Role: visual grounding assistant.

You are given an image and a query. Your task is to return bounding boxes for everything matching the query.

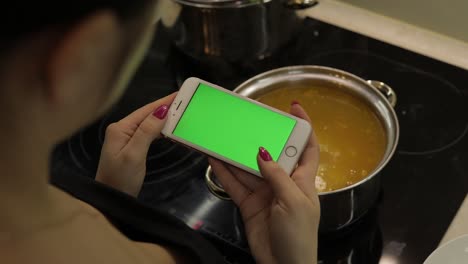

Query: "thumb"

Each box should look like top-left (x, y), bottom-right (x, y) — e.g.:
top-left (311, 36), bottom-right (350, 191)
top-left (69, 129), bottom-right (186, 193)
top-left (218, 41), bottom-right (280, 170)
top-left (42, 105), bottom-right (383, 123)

top-left (122, 104), bottom-right (169, 159)
top-left (257, 147), bottom-right (300, 206)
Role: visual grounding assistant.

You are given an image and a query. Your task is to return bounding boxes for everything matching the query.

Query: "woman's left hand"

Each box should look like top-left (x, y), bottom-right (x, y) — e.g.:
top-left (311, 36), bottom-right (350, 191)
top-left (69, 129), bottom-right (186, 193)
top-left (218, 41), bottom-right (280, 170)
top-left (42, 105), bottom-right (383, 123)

top-left (95, 93), bottom-right (177, 197)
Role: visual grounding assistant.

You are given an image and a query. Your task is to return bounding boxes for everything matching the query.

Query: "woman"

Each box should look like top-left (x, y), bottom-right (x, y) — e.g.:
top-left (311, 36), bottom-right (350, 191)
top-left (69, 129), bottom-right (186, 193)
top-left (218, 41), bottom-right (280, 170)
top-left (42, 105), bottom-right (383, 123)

top-left (0, 1), bottom-right (320, 263)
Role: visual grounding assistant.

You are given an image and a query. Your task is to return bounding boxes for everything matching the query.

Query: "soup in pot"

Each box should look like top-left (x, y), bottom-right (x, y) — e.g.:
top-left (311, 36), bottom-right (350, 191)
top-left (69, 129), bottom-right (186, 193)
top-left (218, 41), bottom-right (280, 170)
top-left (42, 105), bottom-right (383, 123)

top-left (257, 85), bottom-right (387, 192)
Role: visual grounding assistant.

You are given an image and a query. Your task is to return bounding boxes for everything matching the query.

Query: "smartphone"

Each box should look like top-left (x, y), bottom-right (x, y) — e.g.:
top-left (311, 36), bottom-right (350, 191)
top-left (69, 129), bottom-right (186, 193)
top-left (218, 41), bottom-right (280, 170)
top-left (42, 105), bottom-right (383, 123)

top-left (162, 77), bottom-right (311, 177)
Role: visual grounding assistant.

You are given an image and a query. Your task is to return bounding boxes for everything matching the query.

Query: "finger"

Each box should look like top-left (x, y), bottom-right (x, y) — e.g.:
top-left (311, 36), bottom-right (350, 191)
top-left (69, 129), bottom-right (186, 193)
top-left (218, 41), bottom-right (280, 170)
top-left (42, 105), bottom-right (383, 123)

top-left (290, 101), bottom-right (312, 122)
top-left (118, 92), bottom-right (177, 127)
top-left (224, 164), bottom-right (264, 191)
top-left (121, 99), bottom-right (173, 161)
top-left (290, 102), bottom-right (319, 167)
top-left (209, 160), bottom-right (274, 221)
top-left (208, 158), bottom-right (263, 191)
top-left (239, 185), bottom-right (274, 222)
top-left (209, 158), bottom-right (252, 206)
top-left (290, 102), bottom-right (320, 199)
top-left (102, 92), bottom-right (178, 154)
top-left (257, 147), bottom-right (300, 206)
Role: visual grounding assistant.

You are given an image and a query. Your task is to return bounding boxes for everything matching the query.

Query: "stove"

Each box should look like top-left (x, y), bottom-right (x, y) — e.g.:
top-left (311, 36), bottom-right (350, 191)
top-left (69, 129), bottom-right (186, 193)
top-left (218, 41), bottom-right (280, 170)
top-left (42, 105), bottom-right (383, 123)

top-left (51, 18), bottom-right (468, 263)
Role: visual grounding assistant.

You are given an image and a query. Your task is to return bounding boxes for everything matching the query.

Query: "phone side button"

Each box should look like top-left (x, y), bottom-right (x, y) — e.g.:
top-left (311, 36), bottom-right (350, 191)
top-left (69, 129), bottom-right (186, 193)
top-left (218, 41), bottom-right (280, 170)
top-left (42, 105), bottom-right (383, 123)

top-left (285, 146), bottom-right (297, 157)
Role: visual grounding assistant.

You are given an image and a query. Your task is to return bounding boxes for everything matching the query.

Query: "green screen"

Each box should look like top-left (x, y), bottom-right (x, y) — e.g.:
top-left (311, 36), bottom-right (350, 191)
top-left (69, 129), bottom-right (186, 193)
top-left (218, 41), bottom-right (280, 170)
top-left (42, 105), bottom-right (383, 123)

top-left (173, 83), bottom-right (296, 171)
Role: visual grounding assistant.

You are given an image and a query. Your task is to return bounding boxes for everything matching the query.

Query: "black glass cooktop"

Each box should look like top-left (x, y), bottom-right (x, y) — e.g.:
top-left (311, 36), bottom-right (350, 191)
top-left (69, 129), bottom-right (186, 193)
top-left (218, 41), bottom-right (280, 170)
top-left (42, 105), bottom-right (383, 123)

top-left (51, 17), bottom-right (468, 264)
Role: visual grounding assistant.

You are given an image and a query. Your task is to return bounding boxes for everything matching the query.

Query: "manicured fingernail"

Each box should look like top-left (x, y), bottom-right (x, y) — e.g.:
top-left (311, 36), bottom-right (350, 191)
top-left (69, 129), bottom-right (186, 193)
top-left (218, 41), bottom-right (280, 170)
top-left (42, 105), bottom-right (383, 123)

top-left (291, 100), bottom-right (300, 106)
top-left (259, 147), bottom-right (272, 161)
top-left (153, 104), bottom-right (169, 119)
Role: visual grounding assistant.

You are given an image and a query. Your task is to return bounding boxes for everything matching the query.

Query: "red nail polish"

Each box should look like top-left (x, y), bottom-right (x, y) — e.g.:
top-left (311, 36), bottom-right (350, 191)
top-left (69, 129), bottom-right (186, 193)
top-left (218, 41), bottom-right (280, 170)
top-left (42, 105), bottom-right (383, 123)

top-left (259, 147), bottom-right (272, 161)
top-left (153, 105), bottom-right (169, 119)
top-left (291, 100), bottom-right (300, 106)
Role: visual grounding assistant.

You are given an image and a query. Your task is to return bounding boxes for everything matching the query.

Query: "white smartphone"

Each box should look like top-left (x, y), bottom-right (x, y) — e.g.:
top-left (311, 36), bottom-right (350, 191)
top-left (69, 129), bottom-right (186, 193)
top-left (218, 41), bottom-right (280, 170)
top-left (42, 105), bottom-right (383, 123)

top-left (162, 77), bottom-right (311, 177)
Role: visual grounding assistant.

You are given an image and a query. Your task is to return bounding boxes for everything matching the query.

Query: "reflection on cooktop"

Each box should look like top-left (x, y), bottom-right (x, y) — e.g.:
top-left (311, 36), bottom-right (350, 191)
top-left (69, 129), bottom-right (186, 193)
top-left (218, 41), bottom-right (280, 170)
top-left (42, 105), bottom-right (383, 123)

top-left (318, 209), bottom-right (382, 263)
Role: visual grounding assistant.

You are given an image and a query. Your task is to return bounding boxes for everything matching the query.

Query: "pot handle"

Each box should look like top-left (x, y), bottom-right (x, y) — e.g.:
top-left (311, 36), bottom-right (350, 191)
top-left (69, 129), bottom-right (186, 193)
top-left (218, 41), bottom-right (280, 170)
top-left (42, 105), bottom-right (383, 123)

top-left (205, 166), bottom-right (232, 200)
top-left (284, 0), bottom-right (319, 9)
top-left (367, 80), bottom-right (397, 108)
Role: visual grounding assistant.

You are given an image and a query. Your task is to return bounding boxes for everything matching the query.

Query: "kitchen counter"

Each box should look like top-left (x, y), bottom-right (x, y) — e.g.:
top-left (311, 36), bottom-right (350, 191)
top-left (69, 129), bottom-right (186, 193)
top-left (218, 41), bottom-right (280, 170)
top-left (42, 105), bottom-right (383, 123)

top-left (300, 0), bottom-right (468, 254)
top-left (439, 195), bottom-right (468, 245)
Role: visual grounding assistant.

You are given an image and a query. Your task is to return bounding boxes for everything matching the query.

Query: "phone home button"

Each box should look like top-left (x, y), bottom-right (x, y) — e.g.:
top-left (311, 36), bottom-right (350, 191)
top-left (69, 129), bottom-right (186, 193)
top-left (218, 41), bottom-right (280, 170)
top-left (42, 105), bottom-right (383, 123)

top-left (285, 146), bottom-right (297, 157)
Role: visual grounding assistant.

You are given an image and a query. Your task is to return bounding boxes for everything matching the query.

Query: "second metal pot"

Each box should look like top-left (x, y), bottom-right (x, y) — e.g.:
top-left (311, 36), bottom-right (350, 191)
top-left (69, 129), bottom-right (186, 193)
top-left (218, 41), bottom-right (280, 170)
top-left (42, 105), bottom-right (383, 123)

top-left (161, 0), bottom-right (318, 62)
top-left (206, 65), bottom-right (399, 233)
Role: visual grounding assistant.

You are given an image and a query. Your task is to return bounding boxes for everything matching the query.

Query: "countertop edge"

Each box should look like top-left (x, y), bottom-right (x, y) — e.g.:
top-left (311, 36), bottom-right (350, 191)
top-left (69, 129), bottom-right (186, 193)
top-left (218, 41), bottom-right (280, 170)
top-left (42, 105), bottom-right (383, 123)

top-left (439, 195), bottom-right (468, 246)
top-left (298, 0), bottom-right (468, 71)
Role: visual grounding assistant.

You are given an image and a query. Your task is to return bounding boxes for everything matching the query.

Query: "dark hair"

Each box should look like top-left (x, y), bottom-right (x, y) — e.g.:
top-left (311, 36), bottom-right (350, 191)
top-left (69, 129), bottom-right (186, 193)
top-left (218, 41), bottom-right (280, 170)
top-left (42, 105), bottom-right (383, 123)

top-left (2, 1), bottom-right (151, 50)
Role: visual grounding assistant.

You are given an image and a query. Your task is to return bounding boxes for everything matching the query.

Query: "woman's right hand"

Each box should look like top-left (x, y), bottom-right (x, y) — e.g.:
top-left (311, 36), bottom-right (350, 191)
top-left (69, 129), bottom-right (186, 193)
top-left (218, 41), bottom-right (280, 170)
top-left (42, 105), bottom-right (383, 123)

top-left (209, 102), bottom-right (320, 264)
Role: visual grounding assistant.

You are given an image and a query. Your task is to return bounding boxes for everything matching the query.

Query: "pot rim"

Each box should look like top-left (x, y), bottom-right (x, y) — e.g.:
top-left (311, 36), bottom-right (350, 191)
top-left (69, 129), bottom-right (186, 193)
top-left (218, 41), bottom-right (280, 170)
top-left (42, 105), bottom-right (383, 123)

top-left (172, 0), bottom-right (272, 8)
top-left (234, 65), bottom-right (400, 196)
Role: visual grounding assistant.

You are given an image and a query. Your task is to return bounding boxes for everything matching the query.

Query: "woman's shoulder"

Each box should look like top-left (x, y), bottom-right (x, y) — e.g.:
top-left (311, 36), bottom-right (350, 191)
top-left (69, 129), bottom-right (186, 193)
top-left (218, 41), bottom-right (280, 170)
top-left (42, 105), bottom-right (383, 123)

top-left (1, 187), bottom-right (178, 264)
top-left (50, 176), bottom-right (225, 264)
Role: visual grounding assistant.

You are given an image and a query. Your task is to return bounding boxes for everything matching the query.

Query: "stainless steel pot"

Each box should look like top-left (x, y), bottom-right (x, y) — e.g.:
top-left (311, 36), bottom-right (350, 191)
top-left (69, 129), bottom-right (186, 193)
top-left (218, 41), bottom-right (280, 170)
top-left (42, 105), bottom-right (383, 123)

top-left (161, 0), bottom-right (318, 62)
top-left (205, 65), bottom-right (399, 233)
